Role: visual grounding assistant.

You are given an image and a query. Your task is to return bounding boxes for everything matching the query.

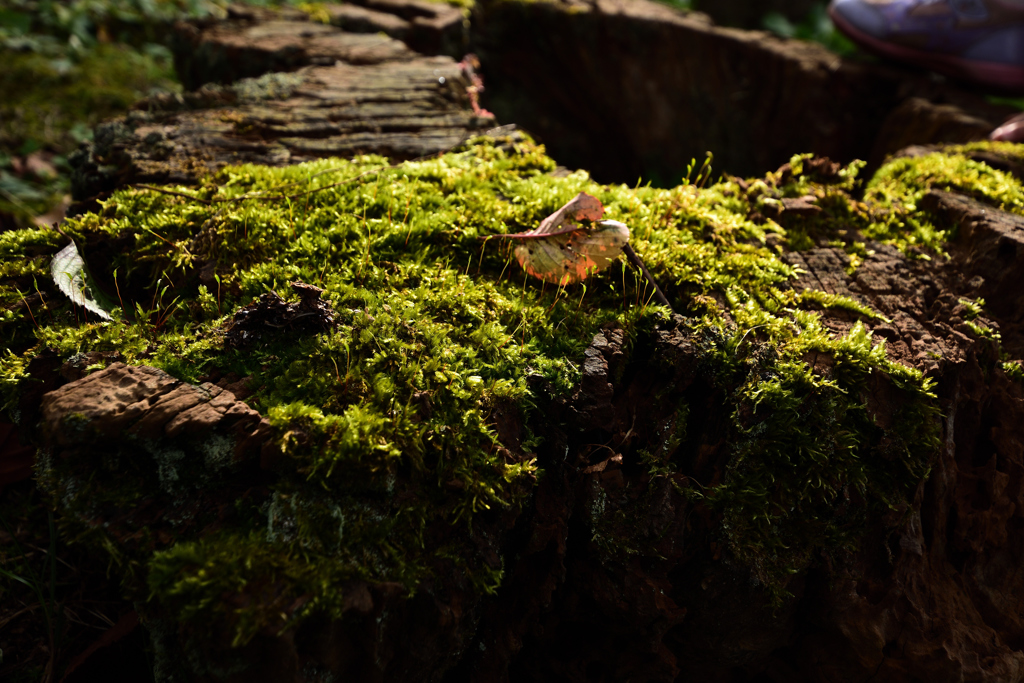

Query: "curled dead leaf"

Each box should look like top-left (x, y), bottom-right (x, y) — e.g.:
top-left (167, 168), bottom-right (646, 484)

top-left (496, 192), bottom-right (630, 286)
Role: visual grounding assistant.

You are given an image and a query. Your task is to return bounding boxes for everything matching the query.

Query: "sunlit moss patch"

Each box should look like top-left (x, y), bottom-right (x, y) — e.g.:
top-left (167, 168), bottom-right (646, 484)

top-left (859, 148), bottom-right (1024, 254)
top-left (0, 135), bottom-right (972, 646)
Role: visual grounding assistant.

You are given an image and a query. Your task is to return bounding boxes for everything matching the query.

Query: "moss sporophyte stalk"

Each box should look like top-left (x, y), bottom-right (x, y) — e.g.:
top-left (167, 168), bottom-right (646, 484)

top-left (6, 134), bottom-right (1010, 644)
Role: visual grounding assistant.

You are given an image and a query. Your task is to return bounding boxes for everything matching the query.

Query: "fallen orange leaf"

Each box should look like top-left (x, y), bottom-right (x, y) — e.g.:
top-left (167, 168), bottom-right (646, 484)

top-left (497, 192), bottom-right (630, 286)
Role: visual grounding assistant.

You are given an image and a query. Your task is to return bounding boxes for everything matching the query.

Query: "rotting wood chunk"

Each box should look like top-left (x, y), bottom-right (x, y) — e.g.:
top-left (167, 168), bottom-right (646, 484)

top-left (223, 280), bottom-right (337, 349)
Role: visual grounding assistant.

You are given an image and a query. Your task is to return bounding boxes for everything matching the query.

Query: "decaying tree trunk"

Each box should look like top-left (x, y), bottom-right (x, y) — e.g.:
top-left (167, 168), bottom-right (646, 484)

top-left (472, 0), bottom-right (1013, 184)
top-left (8, 3), bottom-right (1024, 683)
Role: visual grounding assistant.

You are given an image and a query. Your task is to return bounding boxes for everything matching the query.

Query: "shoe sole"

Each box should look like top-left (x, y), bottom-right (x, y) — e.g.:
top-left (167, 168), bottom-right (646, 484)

top-left (829, 6), bottom-right (1024, 93)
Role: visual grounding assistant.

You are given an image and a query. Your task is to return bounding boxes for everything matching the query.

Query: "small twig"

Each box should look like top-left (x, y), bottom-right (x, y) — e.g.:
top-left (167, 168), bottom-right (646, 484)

top-left (736, 324), bottom-right (767, 351)
top-left (133, 184), bottom-right (212, 204)
top-left (264, 312), bottom-right (323, 328)
top-left (130, 135), bottom-right (480, 208)
top-left (113, 269), bottom-right (125, 312)
top-left (26, 542), bottom-right (76, 572)
top-left (0, 603), bottom-right (40, 631)
top-left (144, 227), bottom-right (178, 249)
top-left (132, 166), bottom-right (387, 206)
top-left (222, 166), bottom-right (386, 204)
top-left (17, 290), bottom-right (41, 332)
top-left (623, 244), bottom-right (673, 313)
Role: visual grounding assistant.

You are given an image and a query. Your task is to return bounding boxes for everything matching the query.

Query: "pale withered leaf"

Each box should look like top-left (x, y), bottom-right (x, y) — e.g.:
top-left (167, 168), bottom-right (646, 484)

top-left (50, 241), bottom-right (115, 321)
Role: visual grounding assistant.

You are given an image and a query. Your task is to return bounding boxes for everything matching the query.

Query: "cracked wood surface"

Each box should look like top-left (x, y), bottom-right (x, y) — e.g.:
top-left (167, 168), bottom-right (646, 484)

top-left (71, 56), bottom-right (495, 200)
top-left (780, 189), bottom-right (1024, 374)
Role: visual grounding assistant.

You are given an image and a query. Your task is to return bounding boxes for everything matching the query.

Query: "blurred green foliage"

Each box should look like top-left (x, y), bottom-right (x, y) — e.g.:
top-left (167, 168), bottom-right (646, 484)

top-left (0, 0), bottom-right (217, 49)
top-left (762, 2), bottom-right (857, 56)
top-left (987, 95), bottom-right (1024, 112)
top-left (652, 0), bottom-right (692, 11)
top-left (0, 43), bottom-right (181, 225)
top-left (0, 0), bottom-right (216, 226)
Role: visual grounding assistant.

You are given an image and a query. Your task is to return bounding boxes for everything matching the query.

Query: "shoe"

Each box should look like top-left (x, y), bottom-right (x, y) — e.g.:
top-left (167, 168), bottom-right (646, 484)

top-left (991, 111), bottom-right (1024, 139)
top-left (829, 0), bottom-right (1024, 91)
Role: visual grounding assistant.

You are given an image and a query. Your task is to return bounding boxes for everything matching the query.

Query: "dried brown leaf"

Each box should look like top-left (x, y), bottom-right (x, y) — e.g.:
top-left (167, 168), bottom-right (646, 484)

top-left (499, 192), bottom-right (630, 286)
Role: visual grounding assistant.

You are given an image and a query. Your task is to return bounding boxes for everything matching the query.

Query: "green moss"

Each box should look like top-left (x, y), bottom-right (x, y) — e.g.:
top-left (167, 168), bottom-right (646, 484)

top-left (958, 297), bottom-right (985, 320)
top-left (1003, 360), bottom-right (1024, 383)
top-left (868, 150), bottom-right (1024, 214)
top-left (794, 289), bottom-right (890, 322)
top-left (964, 319), bottom-right (1001, 341)
top-left (861, 150), bottom-right (1024, 254)
top-left (0, 349), bottom-right (29, 415)
top-left (732, 146), bottom-right (1024, 260)
top-left (951, 139), bottom-right (1024, 163)
top-left (954, 298), bottom-right (1002, 341)
top-left (2, 135), bottom-right (968, 647)
top-left (705, 321), bottom-right (938, 595)
top-left (149, 532), bottom-right (368, 647)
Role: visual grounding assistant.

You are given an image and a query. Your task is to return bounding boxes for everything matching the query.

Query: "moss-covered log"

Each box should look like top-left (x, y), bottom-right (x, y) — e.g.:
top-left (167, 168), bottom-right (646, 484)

top-left (10, 124), bottom-right (1024, 680)
top-left (8, 3), bottom-right (1024, 682)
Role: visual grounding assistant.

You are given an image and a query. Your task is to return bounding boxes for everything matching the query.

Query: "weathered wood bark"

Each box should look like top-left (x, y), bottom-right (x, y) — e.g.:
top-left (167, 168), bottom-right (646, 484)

top-left (172, 1), bottom-right (467, 90)
top-left (70, 56), bottom-right (495, 201)
top-left (68, 0), bottom-right (1018, 200)
top-left (66, 4), bottom-right (489, 202)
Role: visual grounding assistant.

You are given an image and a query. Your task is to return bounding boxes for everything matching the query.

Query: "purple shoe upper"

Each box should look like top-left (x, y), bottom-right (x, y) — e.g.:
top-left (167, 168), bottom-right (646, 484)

top-left (832, 0), bottom-right (890, 38)
top-left (831, 0), bottom-right (1024, 65)
top-left (964, 26), bottom-right (1024, 64)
